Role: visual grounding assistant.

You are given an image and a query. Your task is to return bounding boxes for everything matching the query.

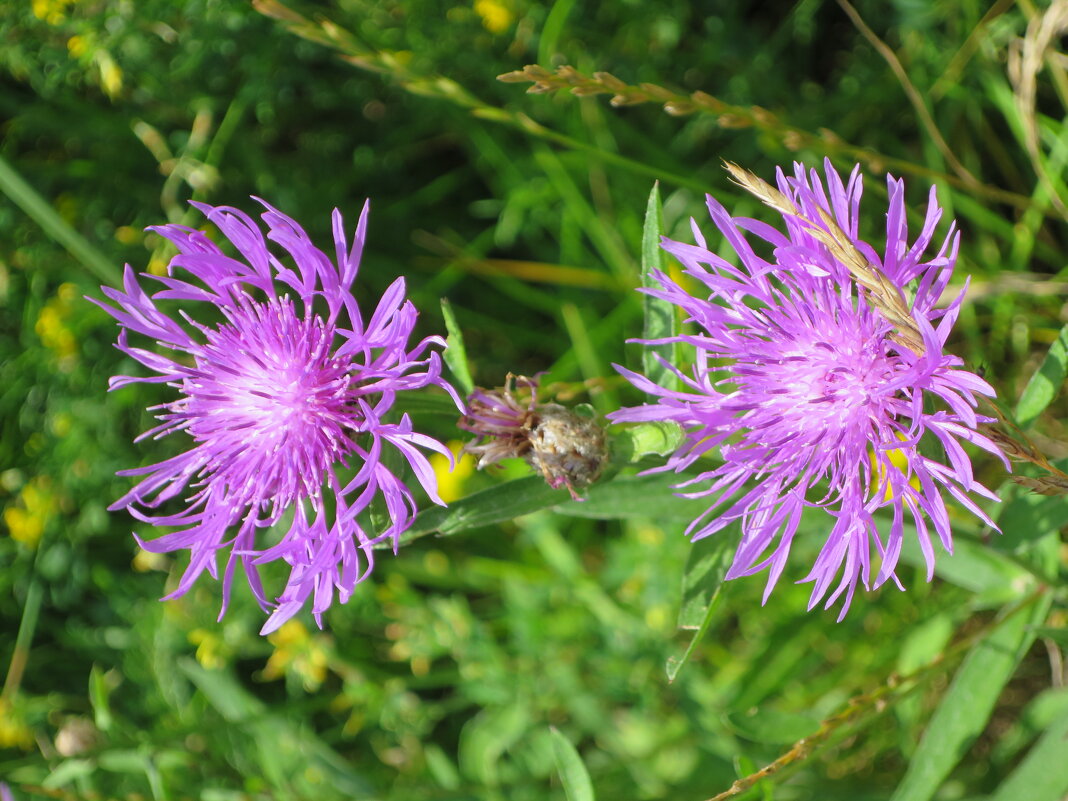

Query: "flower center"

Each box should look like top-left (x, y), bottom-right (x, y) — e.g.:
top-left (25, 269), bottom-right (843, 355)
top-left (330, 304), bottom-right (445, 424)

top-left (774, 339), bottom-right (883, 432)
top-left (182, 298), bottom-right (355, 508)
top-left (732, 306), bottom-right (895, 454)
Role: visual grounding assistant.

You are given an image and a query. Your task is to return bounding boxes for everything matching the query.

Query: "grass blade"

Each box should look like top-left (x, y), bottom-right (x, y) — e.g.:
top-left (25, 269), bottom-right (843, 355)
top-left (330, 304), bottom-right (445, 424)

top-left (0, 154), bottom-right (121, 285)
top-left (989, 706), bottom-right (1068, 801)
top-left (889, 593), bottom-right (1052, 801)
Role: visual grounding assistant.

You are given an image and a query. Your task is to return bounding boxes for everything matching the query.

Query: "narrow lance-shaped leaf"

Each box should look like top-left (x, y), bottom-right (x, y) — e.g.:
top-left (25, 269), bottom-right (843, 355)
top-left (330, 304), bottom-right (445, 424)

top-left (666, 522), bottom-right (738, 682)
top-left (391, 471), bottom-right (708, 548)
top-left (889, 593), bottom-right (1053, 801)
top-left (440, 297), bottom-right (475, 397)
top-left (640, 181), bottom-right (680, 393)
top-left (988, 706), bottom-right (1068, 801)
top-left (549, 726), bottom-right (596, 801)
top-left (1016, 323), bottom-right (1068, 427)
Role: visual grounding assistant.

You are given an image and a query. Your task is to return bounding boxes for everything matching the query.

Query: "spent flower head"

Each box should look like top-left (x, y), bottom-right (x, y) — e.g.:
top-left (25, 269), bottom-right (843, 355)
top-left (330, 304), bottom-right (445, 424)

top-left (93, 198), bottom-right (461, 634)
top-left (459, 374), bottom-right (607, 499)
top-left (610, 160), bottom-right (1007, 616)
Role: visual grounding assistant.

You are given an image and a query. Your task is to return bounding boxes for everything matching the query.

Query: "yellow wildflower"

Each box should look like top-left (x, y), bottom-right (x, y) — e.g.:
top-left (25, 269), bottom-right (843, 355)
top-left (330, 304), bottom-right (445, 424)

top-left (474, 0), bottom-right (513, 33)
top-left (3, 476), bottom-right (56, 548)
top-left (429, 440), bottom-right (475, 503)
top-left (32, 0), bottom-right (73, 25)
top-left (188, 628), bottom-right (226, 670)
top-left (0, 698), bottom-right (34, 750)
top-left (35, 283), bottom-right (79, 366)
top-left (263, 620), bottom-right (330, 691)
top-left (96, 50), bottom-right (123, 98)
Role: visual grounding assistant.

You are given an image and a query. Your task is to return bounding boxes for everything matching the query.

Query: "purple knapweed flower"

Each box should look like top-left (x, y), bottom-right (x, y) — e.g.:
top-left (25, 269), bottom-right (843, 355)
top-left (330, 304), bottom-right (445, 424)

top-left (92, 199), bottom-right (461, 634)
top-left (610, 160), bottom-right (1007, 617)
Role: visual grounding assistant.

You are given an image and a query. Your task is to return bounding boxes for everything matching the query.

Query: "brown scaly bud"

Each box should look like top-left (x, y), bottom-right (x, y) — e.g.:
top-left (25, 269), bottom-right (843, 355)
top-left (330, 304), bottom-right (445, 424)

top-left (457, 374), bottom-right (607, 500)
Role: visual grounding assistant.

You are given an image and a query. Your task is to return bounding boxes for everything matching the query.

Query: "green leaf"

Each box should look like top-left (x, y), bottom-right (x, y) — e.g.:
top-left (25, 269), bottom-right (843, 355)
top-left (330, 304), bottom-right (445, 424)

top-left (549, 727), bottom-right (596, 801)
top-left (41, 759), bottom-right (94, 788)
top-left (458, 702), bottom-right (530, 786)
top-left (897, 524), bottom-right (1032, 604)
top-left (1016, 323), bottom-right (1068, 427)
top-left (640, 182), bottom-right (680, 393)
top-left (440, 298), bottom-right (475, 398)
top-left (666, 582), bottom-right (723, 683)
top-left (97, 749), bottom-right (149, 773)
top-left (989, 706), bottom-right (1068, 801)
top-left (402, 476), bottom-right (557, 542)
top-left (677, 524), bottom-right (737, 629)
top-left (397, 389), bottom-right (464, 418)
top-left (992, 687), bottom-right (1068, 765)
top-left (424, 744), bottom-right (461, 790)
top-left (1028, 626), bottom-right (1068, 647)
top-left (889, 594), bottom-right (1053, 801)
top-left (894, 612), bottom-right (956, 743)
top-left (994, 481), bottom-right (1068, 555)
top-left (556, 472), bottom-right (707, 522)
top-left (396, 471), bottom-right (705, 547)
top-left (666, 525), bottom-right (736, 682)
top-left (179, 658), bottom-right (264, 721)
top-left (724, 706), bottom-right (821, 746)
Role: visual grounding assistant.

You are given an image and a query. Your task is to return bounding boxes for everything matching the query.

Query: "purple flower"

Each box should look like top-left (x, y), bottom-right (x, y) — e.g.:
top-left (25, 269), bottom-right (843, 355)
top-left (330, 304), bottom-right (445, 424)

top-left (610, 160), bottom-right (1007, 617)
top-left (93, 199), bottom-right (461, 634)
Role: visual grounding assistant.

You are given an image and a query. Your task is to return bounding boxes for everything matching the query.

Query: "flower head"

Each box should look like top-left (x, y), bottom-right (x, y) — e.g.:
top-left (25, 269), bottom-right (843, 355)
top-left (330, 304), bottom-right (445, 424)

top-left (93, 198), bottom-right (461, 633)
top-left (459, 374), bottom-right (608, 499)
top-left (610, 160), bottom-right (1007, 616)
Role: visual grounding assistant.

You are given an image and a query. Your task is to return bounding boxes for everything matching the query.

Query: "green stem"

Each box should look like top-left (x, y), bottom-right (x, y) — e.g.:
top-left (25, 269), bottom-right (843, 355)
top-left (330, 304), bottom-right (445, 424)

top-left (0, 154), bottom-right (121, 285)
top-left (2, 575), bottom-right (43, 703)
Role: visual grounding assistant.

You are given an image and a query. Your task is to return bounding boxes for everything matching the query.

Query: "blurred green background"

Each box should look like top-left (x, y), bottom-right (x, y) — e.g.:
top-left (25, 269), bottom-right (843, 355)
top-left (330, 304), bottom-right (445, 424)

top-left (2, 0), bottom-right (1068, 799)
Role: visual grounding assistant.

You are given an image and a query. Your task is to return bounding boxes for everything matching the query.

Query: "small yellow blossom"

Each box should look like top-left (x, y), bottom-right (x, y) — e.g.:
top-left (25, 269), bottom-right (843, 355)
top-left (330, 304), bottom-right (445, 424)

top-left (188, 628), bottom-right (226, 670)
top-left (32, 0), bottom-right (74, 25)
top-left (35, 282), bottom-right (79, 366)
top-left (114, 225), bottom-right (143, 245)
top-left (0, 699), bottom-right (34, 750)
top-left (429, 440), bottom-right (475, 503)
top-left (644, 603), bottom-right (670, 632)
top-left (474, 0), bottom-right (513, 33)
top-left (870, 433), bottom-right (922, 502)
top-left (410, 655), bottom-right (430, 677)
top-left (3, 476), bottom-right (56, 548)
top-left (132, 548), bottom-right (169, 572)
top-left (96, 51), bottom-right (123, 98)
top-left (263, 620), bottom-right (331, 691)
top-left (147, 252), bottom-right (170, 276)
top-left (67, 35), bottom-right (88, 58)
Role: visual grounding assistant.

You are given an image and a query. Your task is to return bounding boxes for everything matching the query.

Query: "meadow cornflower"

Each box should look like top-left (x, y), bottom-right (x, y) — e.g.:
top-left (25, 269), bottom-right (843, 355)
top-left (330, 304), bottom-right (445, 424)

top-left (93, 199), bottom-right (461, 633)
top-left (610, 160), bottom-right (1006, 616)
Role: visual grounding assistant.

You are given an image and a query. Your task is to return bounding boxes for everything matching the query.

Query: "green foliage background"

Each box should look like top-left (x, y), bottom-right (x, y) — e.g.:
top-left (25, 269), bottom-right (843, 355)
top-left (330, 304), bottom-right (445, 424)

top-left (1, 1), bottom-right (1067, 799)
